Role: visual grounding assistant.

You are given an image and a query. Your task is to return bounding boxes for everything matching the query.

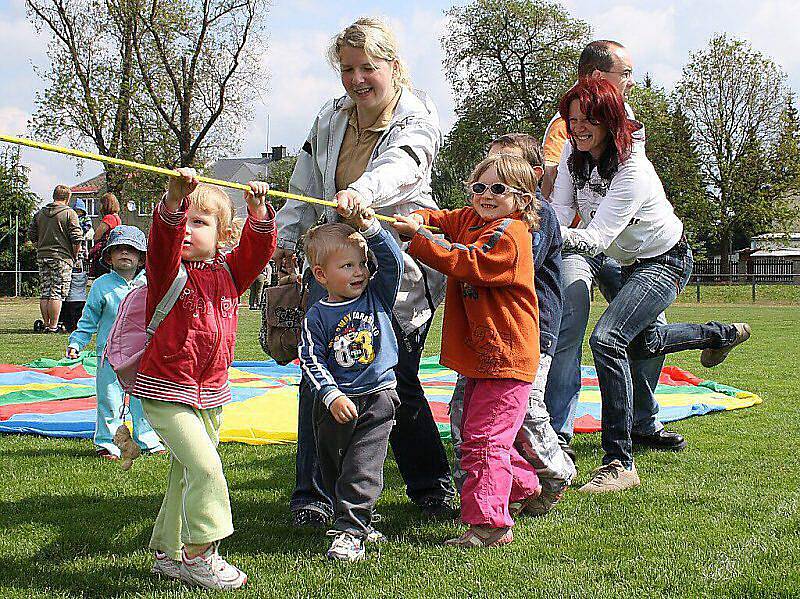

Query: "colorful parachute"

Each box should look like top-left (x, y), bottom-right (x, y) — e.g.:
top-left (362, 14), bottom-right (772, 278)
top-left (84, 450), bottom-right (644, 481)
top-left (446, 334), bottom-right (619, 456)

top-left (0, 355), bottom-right (761, 443)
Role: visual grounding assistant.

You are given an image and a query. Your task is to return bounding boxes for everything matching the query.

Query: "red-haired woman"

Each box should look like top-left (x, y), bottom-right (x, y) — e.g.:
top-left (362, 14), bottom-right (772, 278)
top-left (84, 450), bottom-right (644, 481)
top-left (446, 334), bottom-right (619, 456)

top-left (88, 192), bottom-right (122, 277)
top-left (549, 77), bottom-right (750, 492)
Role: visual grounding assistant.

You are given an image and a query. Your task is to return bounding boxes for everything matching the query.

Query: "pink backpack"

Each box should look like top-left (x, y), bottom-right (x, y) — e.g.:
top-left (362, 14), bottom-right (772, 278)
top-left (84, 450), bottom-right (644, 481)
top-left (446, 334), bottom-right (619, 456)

top-left (103, 265), bottom-right (189, 392)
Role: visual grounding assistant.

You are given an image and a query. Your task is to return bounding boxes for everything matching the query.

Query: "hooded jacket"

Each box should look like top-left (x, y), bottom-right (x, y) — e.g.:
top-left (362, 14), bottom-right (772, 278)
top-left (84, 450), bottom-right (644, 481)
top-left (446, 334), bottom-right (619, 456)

top-left (275, 87), bottom-right (446, 335)
top-left (131, 199), bottom-right (277, 409)
top-left (28, 202), bottom-right (83, 262)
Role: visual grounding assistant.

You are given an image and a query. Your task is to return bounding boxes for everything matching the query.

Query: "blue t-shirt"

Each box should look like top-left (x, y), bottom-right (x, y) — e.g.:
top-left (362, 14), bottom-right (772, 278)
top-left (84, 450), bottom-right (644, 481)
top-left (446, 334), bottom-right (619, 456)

top-left (299, 220), bottom-right (403, 408)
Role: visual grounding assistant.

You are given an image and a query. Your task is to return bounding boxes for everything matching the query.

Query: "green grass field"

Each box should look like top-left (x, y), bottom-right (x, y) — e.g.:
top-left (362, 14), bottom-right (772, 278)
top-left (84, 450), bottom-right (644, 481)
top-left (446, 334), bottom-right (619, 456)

top-left (1, 297), bottom-right (799, 598)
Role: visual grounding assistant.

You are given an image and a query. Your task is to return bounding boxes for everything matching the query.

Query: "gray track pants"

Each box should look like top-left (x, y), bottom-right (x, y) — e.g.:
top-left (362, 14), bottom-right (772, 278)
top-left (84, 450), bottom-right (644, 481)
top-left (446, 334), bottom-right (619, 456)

top-left (314, 388), bottom-right (399, 537)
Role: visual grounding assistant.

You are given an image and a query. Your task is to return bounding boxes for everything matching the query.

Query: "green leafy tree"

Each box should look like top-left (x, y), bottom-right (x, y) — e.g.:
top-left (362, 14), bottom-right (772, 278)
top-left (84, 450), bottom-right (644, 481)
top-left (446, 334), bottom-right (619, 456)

top-left (628, 78), bottom-right (712, 255)
top-left (26, 0), bottom-right (150, 194)
top-left (674, 34), bottom-right (790, 265)
top-left (434, 0), bottom-right (590, 208)
top-left (0, 148), bottom-right (40, 296)
top-left (27, 0), bottom-right (269, 197)
top-left (265, 155), bottom-right (297, 212)
top-left (766, 95), bottom-right (800, 233)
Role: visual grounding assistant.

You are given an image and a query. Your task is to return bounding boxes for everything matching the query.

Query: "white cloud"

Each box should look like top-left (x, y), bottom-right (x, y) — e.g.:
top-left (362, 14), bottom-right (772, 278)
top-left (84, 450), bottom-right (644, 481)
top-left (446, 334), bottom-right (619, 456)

top-left (0, 106), bottom-right (29, 135)
top-left (590, 4), bottom-right (679, 88)
top-left (744, 1), bottom-right (800, 74)
top-left (391, 9), bottom-right (455, 131)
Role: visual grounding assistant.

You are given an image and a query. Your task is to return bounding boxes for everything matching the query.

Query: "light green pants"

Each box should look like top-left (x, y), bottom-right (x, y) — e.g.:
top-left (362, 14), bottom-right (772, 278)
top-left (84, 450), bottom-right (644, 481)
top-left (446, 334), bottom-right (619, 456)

top-left (139, 397), bottom-right (234, 561)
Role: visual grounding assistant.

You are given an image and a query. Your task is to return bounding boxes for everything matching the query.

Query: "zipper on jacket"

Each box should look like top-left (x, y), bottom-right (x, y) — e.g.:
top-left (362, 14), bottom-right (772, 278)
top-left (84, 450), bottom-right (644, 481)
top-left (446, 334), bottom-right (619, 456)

top-left (197, 267), bottom-right (223, 402)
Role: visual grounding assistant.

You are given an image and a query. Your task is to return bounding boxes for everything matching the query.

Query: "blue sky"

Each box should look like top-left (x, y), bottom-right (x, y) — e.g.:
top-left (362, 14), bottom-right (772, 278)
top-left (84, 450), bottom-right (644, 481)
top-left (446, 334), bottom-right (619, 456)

top-left (2, 0), bottom-right (799, 201)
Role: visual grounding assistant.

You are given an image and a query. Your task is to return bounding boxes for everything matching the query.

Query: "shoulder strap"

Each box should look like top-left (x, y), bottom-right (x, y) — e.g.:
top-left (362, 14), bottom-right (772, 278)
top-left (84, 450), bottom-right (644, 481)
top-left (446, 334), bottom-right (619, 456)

top-left (146, 264), bottom-right (188, 337)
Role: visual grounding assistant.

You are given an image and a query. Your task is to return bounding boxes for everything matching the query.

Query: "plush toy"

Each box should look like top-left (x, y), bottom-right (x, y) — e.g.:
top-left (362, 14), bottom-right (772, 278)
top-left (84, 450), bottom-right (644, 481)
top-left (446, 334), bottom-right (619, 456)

top-left (113, 424), bottom-right (141, 471)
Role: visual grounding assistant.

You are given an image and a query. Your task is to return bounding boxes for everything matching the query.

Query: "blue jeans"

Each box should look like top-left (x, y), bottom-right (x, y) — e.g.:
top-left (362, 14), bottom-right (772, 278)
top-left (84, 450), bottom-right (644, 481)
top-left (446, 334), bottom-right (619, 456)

top-left (544, 253), bottom-right (665, 443)
top-left (290, 317), bottom-right (455, 516)
top-left (590, 246), bottom-right (737, 466)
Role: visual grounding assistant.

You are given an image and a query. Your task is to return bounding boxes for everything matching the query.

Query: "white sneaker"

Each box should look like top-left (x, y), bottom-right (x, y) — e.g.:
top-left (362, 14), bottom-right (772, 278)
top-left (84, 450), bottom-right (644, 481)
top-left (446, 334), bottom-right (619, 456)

top-left (326, 531), bottom-right (365, 561)
top-left (180, 544), bottom-right (247, 590)
top-left (151, 551), bottom-right (181, 579)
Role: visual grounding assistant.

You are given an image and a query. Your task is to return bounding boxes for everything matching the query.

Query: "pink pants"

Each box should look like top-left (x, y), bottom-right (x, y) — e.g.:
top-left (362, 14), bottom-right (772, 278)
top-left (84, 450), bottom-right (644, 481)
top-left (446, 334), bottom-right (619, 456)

top-left (460, 378), bottom-right (541, 528)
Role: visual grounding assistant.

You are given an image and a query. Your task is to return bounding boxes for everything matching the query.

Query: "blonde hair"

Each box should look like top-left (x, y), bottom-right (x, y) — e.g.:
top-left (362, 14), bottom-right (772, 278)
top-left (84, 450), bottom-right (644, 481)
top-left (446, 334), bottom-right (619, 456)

top-left (187, 183), bottom-right (242, 248)
top-left (327, 17), bottom-right (411, 90)
top-left (53, 185), bottom-right (71, 203)
top-left (304, 223), bottom-right (366, 267)
top-left (467, 154), bottom-right (542, 230)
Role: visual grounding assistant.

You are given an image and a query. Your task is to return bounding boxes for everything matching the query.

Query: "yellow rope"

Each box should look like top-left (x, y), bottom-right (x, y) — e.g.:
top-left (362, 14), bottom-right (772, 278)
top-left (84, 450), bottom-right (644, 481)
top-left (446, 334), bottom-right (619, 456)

top-left (0, 133), bottom-right (438, 231)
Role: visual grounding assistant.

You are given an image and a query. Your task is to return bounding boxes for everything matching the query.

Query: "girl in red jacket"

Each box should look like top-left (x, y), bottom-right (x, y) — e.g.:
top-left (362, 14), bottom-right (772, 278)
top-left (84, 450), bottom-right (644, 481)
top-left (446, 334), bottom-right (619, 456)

top-left (134, 169), bottom-right (276, 590)
top-left (394, 154), bottom-right (543, 548)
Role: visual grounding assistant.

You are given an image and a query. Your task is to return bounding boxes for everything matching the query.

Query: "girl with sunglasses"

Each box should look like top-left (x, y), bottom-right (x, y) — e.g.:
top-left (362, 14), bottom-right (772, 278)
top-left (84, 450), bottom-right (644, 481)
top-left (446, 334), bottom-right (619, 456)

top-left (550, 77), bottom-right (750, 493)
top-left (393, 153), bottom-right (544, 548)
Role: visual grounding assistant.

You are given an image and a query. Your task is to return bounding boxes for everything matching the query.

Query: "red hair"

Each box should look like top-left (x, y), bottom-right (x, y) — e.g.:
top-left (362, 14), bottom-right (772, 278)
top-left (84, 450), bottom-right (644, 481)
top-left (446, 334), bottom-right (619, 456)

top-left (558, 77), bottom-right (637, 164)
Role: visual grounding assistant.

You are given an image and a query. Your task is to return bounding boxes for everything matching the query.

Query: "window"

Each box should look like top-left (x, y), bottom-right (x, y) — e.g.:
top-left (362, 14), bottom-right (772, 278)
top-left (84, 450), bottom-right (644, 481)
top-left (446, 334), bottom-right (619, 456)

top-left (137, 199), bottom-right (155, 216)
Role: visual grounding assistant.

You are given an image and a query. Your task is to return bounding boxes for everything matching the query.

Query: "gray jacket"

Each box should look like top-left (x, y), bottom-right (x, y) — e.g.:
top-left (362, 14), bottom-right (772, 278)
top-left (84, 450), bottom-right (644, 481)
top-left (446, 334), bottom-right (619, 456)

top-left (276, 88), bottom-right (446, 334)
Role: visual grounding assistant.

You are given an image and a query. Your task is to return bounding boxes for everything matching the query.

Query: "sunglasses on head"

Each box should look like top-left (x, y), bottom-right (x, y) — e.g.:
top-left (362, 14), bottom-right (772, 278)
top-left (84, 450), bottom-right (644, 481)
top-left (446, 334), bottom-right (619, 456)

top-left (469, 182), bottom-right (526, 196)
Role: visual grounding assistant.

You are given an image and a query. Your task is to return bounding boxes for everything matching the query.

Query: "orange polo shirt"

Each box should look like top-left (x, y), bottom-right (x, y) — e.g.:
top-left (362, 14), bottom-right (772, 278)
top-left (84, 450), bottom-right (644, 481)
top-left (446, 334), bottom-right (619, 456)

top-left (408, 207), bottom-right (540, 383)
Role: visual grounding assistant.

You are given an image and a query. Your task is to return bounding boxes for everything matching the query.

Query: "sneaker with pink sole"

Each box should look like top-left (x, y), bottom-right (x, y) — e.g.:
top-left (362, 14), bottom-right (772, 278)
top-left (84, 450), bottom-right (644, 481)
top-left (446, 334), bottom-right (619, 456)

top-left (180, 544), bottom-right (247, 590)
top-left (151, 551), bottom-right (181, 580)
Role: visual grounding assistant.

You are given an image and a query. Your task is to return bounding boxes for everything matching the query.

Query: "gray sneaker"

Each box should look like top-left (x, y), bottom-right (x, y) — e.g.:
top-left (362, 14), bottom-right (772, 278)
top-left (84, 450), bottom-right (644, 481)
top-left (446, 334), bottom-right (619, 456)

top-left (179, 544), bottom-right (247, 590)
top-left (151, 551), bottom-right (181, 580)
top-left (701, 323), bottom-right (751, 368)
top-left (326, 531), bottom-right (365, 562)
top-left (578, 460), bottom-right (640, 493)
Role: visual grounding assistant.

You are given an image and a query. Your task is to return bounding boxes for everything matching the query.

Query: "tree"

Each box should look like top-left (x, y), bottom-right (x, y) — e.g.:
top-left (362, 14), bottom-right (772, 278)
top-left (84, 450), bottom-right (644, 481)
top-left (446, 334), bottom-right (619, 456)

top-left (0, 148), bottom-right (39, 296)
top-left (26, 0), bottom-right (151, 194)
top-left (766, 95), bottom-right (800, 233)
top-left (674, 34), bottom-right (790, 264)
top-left (27, 0), bottom-right (269, 197)
top-left (434, 0), bottom-right (590, 208)
top-left (265, 154), bottom-right (297, 212)
top-left (628, 78), bottom-right (712, 255)
top-left (131, 0), bottom-right (269, 167)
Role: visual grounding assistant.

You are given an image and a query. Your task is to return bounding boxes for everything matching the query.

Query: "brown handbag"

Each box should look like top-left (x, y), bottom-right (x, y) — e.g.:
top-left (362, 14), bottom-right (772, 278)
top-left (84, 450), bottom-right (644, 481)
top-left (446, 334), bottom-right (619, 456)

top-left (259, 278), bottom-right (307, 365)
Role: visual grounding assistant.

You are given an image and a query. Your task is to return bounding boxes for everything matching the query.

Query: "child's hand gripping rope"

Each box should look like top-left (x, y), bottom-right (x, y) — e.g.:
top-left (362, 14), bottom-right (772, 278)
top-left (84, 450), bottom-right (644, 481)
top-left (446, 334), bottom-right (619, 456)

top-left (392, 213), bottom-right (425, 239)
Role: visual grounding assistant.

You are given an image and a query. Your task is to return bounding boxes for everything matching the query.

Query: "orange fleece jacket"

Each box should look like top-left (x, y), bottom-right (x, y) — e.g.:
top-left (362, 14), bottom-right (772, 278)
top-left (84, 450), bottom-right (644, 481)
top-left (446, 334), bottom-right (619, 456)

top-left (408, 207), bottom-right (540, 382)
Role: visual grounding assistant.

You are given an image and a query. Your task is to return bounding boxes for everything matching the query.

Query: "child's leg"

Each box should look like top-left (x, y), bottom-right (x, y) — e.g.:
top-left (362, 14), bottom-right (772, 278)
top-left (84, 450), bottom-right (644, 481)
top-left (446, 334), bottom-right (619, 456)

top-left (94, 360), bottom-right (124, 456)
top-left (127, 394), bottom-right (165, 452)
top-left (460, 378), bottom-right (539, 528)
top-left (449, 375), bottom-right (467, 494)
top-left (149, 452), bottom-right (186, 561)
top-left (140, 398), bottom-right (233, 558)
top-left (316, 390), bottom-right (396, 537)
top-left (514, 355), bottom-right (576, 491)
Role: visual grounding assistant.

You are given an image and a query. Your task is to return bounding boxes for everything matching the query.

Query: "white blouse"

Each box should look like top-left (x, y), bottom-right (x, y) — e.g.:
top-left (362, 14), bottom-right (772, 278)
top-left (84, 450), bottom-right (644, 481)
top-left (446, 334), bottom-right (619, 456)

top-left (550, 127), bottom-right (683, 265)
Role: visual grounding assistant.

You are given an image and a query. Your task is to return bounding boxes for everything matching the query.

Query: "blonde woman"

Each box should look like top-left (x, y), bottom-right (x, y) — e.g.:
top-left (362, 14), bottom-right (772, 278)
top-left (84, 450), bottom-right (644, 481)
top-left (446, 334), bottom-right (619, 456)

top-left (272, 17), bottom-right (454, 531)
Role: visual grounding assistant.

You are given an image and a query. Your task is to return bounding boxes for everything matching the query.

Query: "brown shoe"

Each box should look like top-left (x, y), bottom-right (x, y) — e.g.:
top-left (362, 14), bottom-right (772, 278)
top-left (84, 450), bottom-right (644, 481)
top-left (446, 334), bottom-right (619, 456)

top-left (701, 323), bottom-right (751, 368)
top-left (444, 525), bottom-right (513, 548)
top-left (509, 485), bottom-right (543, 518)
top-left (578, 460), bottom-right (640, 493)
top-left (522, 486), bottom-right (565, 516)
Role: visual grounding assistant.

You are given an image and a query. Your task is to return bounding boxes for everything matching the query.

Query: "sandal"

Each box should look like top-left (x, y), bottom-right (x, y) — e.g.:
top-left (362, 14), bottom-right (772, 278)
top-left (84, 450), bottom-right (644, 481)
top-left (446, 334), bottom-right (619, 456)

top-left (96, 448), bottom-right (119, 461)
